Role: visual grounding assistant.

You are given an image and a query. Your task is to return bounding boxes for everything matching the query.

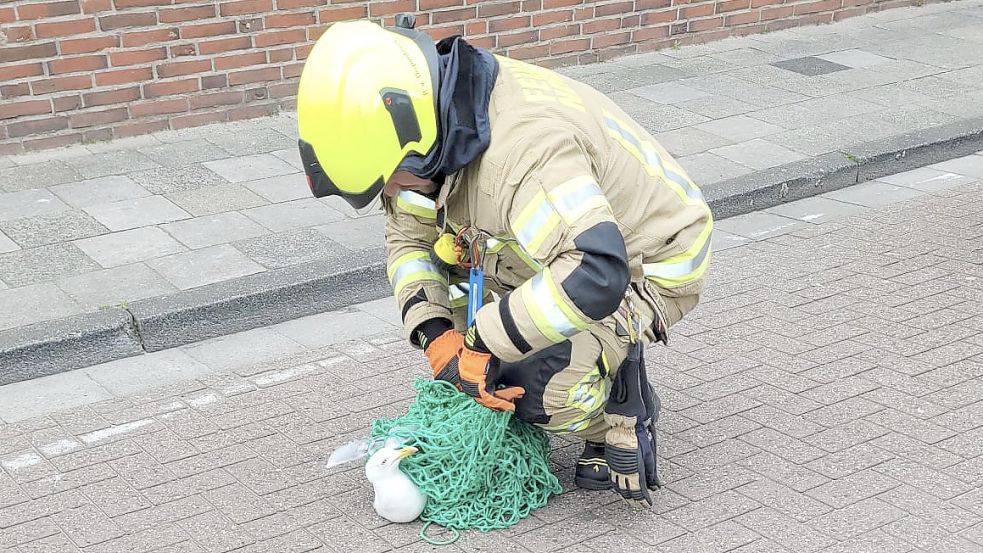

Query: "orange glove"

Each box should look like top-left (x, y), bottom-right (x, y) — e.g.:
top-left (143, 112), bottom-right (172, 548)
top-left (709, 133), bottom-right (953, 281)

top-left (458, 344), bottom-right (525, 412)
top-left (424, 328), bottom-right (464, 385)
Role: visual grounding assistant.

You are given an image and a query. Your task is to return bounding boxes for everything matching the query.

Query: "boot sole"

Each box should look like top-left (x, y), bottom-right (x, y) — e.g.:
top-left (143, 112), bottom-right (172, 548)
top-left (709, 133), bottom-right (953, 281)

top-left (575, 475), bottom-right (612, 490)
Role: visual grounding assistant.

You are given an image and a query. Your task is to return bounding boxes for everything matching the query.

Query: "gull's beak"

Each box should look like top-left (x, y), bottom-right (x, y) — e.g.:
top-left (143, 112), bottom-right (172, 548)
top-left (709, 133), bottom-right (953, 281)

top-left (397, 446), bottom-right (418, 460)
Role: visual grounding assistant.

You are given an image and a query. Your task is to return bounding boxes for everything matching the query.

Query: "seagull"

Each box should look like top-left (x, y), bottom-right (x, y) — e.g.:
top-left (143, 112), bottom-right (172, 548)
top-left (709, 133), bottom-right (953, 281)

top-left (365, 443), bottom-right (427, 523)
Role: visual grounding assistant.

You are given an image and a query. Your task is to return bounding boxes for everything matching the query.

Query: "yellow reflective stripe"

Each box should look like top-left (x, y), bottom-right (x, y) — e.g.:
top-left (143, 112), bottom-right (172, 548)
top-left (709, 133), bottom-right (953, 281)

top-left (603, 111), bottom-right (705, 207)
top-left (395, 191), bottom-right (436, 219)
top-left (509, 242), bottom-right (543, 271)
top-left (513, 190), bottom-right (561, 255)
top-left (546, 176), bottom-right (610, 225)
top-left (644, 217), bottom-right (713, 286)
top-left (522, 268), bottom-right (586, 343)
top-left (388, 251), bottom-right (446, 295)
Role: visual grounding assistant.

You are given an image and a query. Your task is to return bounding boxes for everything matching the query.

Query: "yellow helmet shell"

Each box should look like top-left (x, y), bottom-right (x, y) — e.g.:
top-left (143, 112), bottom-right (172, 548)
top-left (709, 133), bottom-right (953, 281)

top-left (296, 20), bottom-right (439, 208)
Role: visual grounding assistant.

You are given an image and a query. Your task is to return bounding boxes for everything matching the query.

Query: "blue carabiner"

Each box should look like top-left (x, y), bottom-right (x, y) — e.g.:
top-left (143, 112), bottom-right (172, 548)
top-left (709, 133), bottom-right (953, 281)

top-left (467, 266), bottom-right (484, 327)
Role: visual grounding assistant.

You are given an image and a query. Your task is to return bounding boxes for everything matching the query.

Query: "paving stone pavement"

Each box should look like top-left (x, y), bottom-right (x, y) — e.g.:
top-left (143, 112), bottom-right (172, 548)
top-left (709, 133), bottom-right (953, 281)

top-left (2, 0), bottom-right (983, 338)
top-left (1, 154), bottom-right (982, 551)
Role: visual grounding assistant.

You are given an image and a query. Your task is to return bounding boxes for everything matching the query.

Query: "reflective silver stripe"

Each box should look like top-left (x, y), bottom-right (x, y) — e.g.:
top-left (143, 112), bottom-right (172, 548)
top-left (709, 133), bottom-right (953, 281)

top-left (548, 177), bottom-right (608, 223)
top-left (389, 258), bottom-right (444, 288)
top-left (643, 234), bottom-right (712, 279)
top-left (396, 190), bottom-right (437, 217)
top-left (529, 271), bottom-right (580, 338)
top-left (449, 283), bottom-right (469, 300)
top-left (515, 197), bottom-right (559, 253)
top-left (605, 118), bottom-right (703, 203)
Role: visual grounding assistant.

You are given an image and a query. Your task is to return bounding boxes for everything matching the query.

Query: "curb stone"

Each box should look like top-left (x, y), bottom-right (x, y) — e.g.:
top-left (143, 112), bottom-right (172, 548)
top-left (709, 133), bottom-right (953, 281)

top-left (3, 119), bottom-right (983, 384)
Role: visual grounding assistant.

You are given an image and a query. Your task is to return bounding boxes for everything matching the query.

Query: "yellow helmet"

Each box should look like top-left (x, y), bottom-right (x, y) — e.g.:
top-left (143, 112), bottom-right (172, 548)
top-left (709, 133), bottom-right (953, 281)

top-left (296, 18), bottom-right (440, 208)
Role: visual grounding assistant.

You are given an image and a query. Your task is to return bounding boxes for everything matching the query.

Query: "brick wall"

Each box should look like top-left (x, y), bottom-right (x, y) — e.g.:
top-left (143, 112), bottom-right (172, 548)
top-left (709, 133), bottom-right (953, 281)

top-left (0, 0), bottom-right (919, 153)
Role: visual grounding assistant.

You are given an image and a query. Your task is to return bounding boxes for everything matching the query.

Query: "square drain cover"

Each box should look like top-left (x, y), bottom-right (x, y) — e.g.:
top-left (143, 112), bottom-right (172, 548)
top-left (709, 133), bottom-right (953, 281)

top-left (771, 56), bottom-right (851, 76)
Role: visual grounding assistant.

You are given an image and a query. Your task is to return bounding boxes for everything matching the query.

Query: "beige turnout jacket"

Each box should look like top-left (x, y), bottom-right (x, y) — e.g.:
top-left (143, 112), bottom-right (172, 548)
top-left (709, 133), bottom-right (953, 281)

top-left (384, 55), bottom-right (713, 363)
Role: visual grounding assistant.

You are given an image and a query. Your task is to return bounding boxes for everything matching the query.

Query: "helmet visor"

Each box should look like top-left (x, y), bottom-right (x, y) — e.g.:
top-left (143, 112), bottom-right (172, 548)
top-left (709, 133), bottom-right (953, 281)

top-left (299, 138), bottom-right (384, 210)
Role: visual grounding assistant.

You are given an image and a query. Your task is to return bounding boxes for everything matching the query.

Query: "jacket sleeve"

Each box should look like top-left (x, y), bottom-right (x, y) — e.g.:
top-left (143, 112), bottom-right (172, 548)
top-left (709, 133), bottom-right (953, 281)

top-left (382, 190), bottom-right (452, 348)
top-left (474, 128), bottom-right (630, 363)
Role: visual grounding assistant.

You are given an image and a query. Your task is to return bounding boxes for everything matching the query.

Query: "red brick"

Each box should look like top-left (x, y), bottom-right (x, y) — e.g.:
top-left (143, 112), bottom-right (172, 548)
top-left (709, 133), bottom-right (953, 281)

top-left (269, 81), bottom-right (297, 98)
top-left (368, 0), bottom-right (417, 17)
top-left (219, 0), bottom-right (272, 15)
top-left (0, 43), bottom-right (57, 64)
top-left (48, 55), bottom-right (108, 75)
top-left (533, 9), bottom-right (573, 25)
top-left (255, 29), bottom-right (305, 47)
top-left (751, 0), bottom-right (780, 6)
top-left (550, 37), bottom-right (589, 54)
top-left (595, 0), bottom-right (631, 16)
top-left (642, 9), bottom-right (676, 24)
top-left (53, 94), bottom-right (82, 111)
top-left (725, 10), bottom-right (759, 24)
top-left (799, 11), bottom-right (833, 23)
top-left (598, 43), bottom-right (636, 60)
top-left (477, 0), bottom-right (519, 16)
top-left (114, 119), bottom-right (169, 138)
top-left (717, 0), bottom-right (750, 11)
top-left (190, 90), bottom-right (243, 108)
top-left (430, 6), bottom-right (473, 22)
top-left (115, 0), bottom-right (171, 5)
top-left (0, 83), bottom-right (31, 98)
top-left (202, 74), bottom-right (228, 89)
top-left (282, 62), bottom-right (304, 78)
top-left (110, 47), bottom-right (167, 66)
top-left (633, 24), bottom-right (669, 40)
top-left (143, 78), bottom-right (199, 98)
top-left (507, 43), bottom-right (548, 60)
top-left (214, 51), bottom-right (266, 70)
top-left (730, 22), bottom-right (766, 34)
top-left (23, 132), bottom-right (83, 150)
top-left (0, 63), bottom-right (44, 81)
top-left (466, 20), bottom-right (487, 34)
top-left (156, 59), bottom-right (211, 78)
top-left (82, 128), bottom-right (114, 143)
top-left (269, 47), bottom-right (293, 62)
top-left (0, 100), bottom-right (52, 120)
top-left (670, 22), bottom-right (687, 35)
top-left (170, 111), bottom-right (228, 130)
top-left (83, 86), bottom-right (139, 107)
top-left (766, 17), bottom-right (800, 29)
top-left (99, 12), bottom-right (157, 30)
top-left (130, 98), bottom-right (188, 117)
top-left (61, 35), bottom-right (119, 54)
top-left (541, 23), bottom-right (578, 39)
top-left (265, 11), bottom-right (315, 27)
top-left (621, 14), bottom-right (640, 27)
top-left (7, 116), bottom-right (69, 138)
top-left (593, 30), bottom-right (631, 47)
top-left (0, 7), bottom-right (15, 22)
top-left (318, 5), bottom-right (366, 22)
top-left (70, 107), bottom-right (128, 128)
top-left (421, 0), bottom-right (460, 8)
top-left (96, 67), bottom-right (153, 85)
top-left (295, 44), bottom-right (313, 59)
top-left (636, 0), bottom-right (671, 8)
top-left (166, 44), bottom-right (194, 57)
top-left (197, 37), bottom-right (250, 55)
top-left (16, 1), bottom-right (80, 19)
top-left (498, 29), bottom-right (539, 47)
top-left (760, 5), bottom-right (793, 19)
top-left (681, 4), bottom-right (713, 17)
top-left (688, 16), bottom-right (723, 30)
top-left (81, 0), bottom-right (112, 12)
top-left (489, 15), bottom-right (530, 32)
top-left (277, 0), bottom-right (325, 7)
top-left (4, 26), bottom-right (34, 42)
top-left (522, 0), bottom-right (541, 10)
top-left (228, 102), bottom-right (278, 122)
top-left (31, 75), bottom-right (92, 94)
top-left (794, 0), bottom-right (841, 13)
top-left (0, 143), bottom-right (24, 156)
top-left (574, 6), bottom-right (593, 19)
top-left (229, 66), bottom-right (281, 85)
top-left (542, 0), bottom-right (580, 7)
top-left (426, 24), bottom-right (465, 40)
top-left (583, 17), bottom-right (619, 33)
top-left (176, 22), bottom-right (231, 39)
top-left (159, 4), bottom-right (215, 22)
top-left (470, 35), bottom-right (497, 48)
top-left (122, 27), bottom-right (179, 46)
top-left (842, 0), bottom-right (873, 6)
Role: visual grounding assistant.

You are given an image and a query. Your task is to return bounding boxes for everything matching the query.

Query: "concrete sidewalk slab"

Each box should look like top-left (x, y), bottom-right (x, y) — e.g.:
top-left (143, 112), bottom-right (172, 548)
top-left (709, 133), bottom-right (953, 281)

top-left (4, 1), bottom-right (983, 383)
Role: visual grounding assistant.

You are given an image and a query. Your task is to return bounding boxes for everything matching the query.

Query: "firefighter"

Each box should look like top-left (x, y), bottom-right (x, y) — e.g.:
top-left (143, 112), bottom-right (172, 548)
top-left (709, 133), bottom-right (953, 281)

top-left (296, 17), bottom-right (712, 507)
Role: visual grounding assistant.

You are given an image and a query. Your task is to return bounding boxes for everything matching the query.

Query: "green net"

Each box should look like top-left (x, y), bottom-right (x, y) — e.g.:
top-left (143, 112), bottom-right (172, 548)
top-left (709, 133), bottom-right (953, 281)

top-left (370, 378), bottom-right (562, 540)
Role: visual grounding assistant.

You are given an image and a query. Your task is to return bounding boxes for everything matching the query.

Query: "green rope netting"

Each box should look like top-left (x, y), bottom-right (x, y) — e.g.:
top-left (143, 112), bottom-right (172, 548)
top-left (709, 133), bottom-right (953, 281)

top-left (370, 378), bottom-right (562, 543)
